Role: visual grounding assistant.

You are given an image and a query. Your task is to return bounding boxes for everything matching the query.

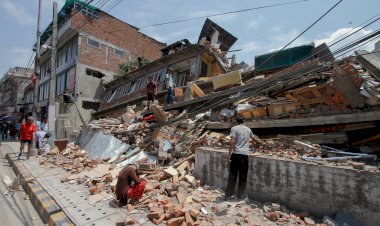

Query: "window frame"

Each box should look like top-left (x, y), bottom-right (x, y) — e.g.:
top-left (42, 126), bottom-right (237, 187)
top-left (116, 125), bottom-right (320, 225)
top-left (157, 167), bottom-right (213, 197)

top-left (114, 48), bottom-right (125, 58)
top-left (87, 38), bottom-right (100, 48)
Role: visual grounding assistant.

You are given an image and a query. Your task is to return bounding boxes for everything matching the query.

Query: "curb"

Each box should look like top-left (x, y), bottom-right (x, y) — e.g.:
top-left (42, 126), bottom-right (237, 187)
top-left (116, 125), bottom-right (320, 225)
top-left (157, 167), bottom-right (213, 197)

top-left (5, 152), bottom-right (74, 226)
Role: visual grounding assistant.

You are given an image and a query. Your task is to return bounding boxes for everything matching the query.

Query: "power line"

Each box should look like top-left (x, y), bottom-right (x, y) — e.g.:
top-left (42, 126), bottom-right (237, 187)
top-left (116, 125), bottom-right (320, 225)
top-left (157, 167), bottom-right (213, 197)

top-left (255, 0), bottom-right (343, 71)
top-left (140, 0), bottom-right (309, 28)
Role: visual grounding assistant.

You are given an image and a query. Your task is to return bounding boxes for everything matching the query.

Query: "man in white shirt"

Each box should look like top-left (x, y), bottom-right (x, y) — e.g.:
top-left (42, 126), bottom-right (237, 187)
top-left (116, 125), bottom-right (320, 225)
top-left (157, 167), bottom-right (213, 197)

top-left (225, 115), bottom-right (263, 199)
top-left (165, 68), bottom-right (175, 105)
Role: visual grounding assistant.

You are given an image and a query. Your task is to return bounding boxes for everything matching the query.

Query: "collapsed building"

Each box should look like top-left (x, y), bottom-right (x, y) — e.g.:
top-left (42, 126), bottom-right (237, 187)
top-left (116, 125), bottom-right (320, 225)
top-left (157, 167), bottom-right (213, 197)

top-left (15, 19), bottom-right (380, 226)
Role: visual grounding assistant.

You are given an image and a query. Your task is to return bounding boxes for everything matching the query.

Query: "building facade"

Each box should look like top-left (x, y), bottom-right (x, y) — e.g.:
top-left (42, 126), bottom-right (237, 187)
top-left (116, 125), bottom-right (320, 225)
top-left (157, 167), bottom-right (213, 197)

top-left (37, 0), bottom-right (165, 139)
top-left (0, 67), bottom-right (33, 117)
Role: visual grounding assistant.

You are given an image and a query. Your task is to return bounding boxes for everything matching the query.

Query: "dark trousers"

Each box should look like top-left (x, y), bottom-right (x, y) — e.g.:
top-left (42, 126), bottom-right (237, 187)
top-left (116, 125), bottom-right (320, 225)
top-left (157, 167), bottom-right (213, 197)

top-left (225, 153), bottom-right (249, 198)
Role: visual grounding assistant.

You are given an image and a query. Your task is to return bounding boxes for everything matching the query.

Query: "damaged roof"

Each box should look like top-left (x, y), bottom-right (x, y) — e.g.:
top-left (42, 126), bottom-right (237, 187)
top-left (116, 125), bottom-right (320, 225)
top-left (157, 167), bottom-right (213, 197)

top-left (198, 18), bottom-right (237, 51)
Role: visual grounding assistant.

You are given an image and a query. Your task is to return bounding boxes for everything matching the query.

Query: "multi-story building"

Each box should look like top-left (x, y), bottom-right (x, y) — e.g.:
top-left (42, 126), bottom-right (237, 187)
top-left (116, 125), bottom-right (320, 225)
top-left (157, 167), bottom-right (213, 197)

top-left (0, 67), bottom-right (33, 117)
top-left (37, 0), bottom-right (165, 139)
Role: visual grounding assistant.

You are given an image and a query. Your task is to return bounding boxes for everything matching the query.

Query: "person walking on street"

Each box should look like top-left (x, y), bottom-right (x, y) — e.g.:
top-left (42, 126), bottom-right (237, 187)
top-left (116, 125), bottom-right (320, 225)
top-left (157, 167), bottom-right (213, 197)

top-left (15, 120), bottom-right (21, 141)
top-left (19, 116), bottom-right (37, 160)
top-left (1, 122), bottom-right (9, 140)
top-left (225, 115), bottom-right (263, 200)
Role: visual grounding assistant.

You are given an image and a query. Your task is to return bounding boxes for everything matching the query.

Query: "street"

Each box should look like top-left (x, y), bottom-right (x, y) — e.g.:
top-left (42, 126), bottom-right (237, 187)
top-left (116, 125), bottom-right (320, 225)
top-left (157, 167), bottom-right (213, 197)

top-left (0, 140), bottom-right (44, 226)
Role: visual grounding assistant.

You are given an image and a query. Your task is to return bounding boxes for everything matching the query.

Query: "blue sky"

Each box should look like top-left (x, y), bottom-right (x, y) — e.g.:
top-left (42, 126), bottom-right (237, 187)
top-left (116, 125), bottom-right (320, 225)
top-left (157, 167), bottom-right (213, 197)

top-left (0, 0), bottom-right (379, 77)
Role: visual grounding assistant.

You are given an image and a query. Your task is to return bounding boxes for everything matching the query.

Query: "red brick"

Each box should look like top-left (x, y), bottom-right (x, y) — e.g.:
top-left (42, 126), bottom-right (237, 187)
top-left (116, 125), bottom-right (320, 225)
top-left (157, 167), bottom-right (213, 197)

top-left (125, 216), bottom-right (135, 225)
top-left (352, 162), bottom-right (365, 170)
top-left (298, 212), bottom-right (309, 219)
top-left (176, 192), bottom-right (186, 204)
top-left (166, 217), bottom-right (184, 226)
top-left (148, 212), bottom-right (162, 220)
top-left (189, 209), bottom-right (200, 218)
top-left (152, 214), bottom-right (165, 225)
top-left (164, 203), bottom-right (175, 213)
top-left (115, 219), bottom-right (125, 226)
top-left (127, 204), bottom-right (134, 212)
top-left (185, 211), bottom-right (195, 226)
top-left (165, 212), bottom-right (177, 220)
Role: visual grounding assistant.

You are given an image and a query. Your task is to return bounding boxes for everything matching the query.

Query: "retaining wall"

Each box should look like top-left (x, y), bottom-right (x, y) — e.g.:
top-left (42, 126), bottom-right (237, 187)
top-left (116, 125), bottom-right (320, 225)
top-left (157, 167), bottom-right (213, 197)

top-left (194, 147), bottom-right (380, 226)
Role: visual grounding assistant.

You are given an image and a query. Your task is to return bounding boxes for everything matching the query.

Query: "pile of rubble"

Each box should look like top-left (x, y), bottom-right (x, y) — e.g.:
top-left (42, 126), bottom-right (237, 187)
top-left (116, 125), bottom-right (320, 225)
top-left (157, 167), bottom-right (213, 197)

top-left (39, 143), bottom-right (328, 226)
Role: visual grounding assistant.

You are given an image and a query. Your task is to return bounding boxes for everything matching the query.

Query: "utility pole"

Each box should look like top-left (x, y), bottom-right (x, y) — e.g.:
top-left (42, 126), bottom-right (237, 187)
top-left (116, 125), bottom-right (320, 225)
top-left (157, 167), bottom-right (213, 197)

top-left (31, 0), bottom-right (42, 155)
top-left (32, 0), bottom-right (42, 120)
top-left (48, 2), bottom-right (58, 139)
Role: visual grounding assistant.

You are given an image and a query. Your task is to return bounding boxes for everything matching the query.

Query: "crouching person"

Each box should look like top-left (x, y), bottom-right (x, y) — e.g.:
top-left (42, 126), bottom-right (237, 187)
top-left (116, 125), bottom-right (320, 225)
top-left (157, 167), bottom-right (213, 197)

top-left (115, 164), bottom-right (146, 205)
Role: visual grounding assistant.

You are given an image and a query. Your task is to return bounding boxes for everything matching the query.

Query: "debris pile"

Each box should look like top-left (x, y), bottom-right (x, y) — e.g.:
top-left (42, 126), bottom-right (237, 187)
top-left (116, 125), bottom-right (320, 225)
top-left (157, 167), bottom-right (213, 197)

top-left (46, 147), bottom-right (322, 226)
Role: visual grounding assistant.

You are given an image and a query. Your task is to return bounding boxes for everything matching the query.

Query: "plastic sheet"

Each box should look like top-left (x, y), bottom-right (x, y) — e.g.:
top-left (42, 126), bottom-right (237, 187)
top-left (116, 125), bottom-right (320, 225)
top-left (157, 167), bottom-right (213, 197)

top-left (117, 151), bottom-right (149, 168)
top-left (79, 128), bottom-right (129, 159)
top-left (236, 103), bottom-right (255, 112)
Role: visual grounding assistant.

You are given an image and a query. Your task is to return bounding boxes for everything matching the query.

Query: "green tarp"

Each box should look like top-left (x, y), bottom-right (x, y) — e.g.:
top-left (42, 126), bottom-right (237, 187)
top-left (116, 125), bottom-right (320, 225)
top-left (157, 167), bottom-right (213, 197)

top-left (255, 43), bottom-right (315, 72)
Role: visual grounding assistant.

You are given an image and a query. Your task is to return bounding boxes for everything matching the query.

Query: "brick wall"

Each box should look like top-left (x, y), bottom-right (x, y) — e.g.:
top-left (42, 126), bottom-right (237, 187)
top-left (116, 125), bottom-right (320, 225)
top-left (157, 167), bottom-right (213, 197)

top-left (71, 12), bottom-right (165, 73)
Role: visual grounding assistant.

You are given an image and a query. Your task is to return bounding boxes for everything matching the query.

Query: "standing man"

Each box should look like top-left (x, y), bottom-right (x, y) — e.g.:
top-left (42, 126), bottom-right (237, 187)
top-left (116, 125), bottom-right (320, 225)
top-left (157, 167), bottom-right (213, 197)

top-left (146, 76), bottom-right (157, 109)
top-left (19, 116), bottom-right (37, 160)
top-left (225, 115), bottom-right (262, 200)
top-left (1, 121), bottom-right (8, 140)
top-left (165, 68), bottom-right (175, 105)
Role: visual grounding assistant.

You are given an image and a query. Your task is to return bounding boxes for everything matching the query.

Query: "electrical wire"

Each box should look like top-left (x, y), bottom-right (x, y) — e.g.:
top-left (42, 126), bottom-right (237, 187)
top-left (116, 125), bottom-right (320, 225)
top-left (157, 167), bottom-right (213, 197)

top-left (140, 0), bottom-right (309, 28)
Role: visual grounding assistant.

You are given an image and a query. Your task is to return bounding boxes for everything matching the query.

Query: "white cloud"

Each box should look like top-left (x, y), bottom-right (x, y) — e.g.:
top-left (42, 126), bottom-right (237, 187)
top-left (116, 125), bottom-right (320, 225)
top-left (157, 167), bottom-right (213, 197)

top-left (315, 27), bottom-right (373, 46)
top-left (0, 0), bottom-right (34, 25)
top-left (314, 27), bottom-right (376, 56)
top-left (240, 41), bottom-right (260, 53)
top-left (248, 20), bottom-right (258, 29)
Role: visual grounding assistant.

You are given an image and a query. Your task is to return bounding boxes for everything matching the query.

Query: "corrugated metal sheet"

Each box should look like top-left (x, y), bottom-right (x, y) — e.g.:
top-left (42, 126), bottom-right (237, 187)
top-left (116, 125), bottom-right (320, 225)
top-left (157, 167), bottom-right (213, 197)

top-left (255, 43), bottom-right (315, 72)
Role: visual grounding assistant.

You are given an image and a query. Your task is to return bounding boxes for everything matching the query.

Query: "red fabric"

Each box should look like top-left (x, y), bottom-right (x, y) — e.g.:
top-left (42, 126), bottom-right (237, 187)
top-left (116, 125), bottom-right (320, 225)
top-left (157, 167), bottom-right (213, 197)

top-left (20, 123), bottom-right (36, 141)
top-left (146, 81), bottom-right (156, 92)
top-left (142, 115), bottom-right (155, 122)
top-left (127, 180), bottom-right (146, 200)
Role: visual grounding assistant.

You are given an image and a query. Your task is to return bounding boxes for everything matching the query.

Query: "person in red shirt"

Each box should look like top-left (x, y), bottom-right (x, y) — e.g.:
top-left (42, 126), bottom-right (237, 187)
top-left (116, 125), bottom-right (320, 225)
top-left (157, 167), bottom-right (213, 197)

top-left (19, 116), bottom-right (37, 160)
top-left (146, 76), bottom-right (157, 109)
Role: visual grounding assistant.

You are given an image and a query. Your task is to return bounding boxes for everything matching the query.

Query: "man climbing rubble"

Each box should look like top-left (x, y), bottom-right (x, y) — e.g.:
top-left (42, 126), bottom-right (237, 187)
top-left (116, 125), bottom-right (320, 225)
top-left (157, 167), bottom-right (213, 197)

top-left (115, 163), bottom-right (146, 205)
top-left (225, 115), bottom-right (263, 200)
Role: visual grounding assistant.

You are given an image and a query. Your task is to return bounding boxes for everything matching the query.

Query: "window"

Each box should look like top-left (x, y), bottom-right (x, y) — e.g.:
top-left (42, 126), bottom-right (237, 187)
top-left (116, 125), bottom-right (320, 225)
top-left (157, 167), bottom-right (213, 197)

top-left (38, 82), bottom-right (49, 101)
top-left (114, 49), bottom-right (125, 57)
top-left (88, 38), bottom-right (100, 48)
top-left (74, 2), bottom-right (99, 20)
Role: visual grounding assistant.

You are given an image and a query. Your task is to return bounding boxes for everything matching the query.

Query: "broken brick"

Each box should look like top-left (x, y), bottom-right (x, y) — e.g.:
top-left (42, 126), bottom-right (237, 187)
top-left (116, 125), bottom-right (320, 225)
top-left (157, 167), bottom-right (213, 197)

top-left (352, 162), bottom-right (365, 170)
top-left (164, 203), bottom-right (175, 213)
top-left (176, 192), bottom-right (186, 204)
top-left (152, 214), bottom-right (165, 225)
top-left (185, 211), bottom-right (195, 226)
top-left (166, 217), bottom-right (184, 226)
top-left (298, 212), bottom-right (309, 219)
top-left (189, 209), bottom-right (200, 217)
top-left (148, 211), bottom-right (163, 220)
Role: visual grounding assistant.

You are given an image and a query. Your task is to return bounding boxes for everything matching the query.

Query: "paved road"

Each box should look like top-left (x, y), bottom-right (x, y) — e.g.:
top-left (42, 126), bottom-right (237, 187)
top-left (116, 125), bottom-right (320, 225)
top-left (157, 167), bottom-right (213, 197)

top-left (0, 140), bottom-right (45, 226)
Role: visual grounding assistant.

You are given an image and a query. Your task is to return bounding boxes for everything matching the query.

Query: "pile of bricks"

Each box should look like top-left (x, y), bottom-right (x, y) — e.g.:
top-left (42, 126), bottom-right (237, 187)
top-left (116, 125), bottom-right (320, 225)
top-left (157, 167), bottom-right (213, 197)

top-left (195, 132), bottom-right (323, 161)
top-left (39, 144), bottom-right (102, 174)
top-left (116, 160), bottom-right (325, 226)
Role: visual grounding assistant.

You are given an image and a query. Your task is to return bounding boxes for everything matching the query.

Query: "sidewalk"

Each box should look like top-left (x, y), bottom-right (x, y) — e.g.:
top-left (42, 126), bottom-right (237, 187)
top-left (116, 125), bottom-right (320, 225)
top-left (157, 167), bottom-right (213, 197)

top-left (1, 141), bottom-right (142, 226)
top-left (0, 141), bottom-right (45, 226)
